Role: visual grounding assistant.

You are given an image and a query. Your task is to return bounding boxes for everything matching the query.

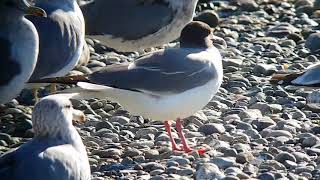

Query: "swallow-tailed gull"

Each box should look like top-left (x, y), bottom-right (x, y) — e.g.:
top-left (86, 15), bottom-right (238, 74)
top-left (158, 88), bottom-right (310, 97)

top-left (271, 63), bottom-right (320, 86)
top-left (30, 21), bottom-right (223, 153)
top-left (26, 0), bottom-right (85, 97)
top-left (0, 0), bottom-right (46, 104)
top-left (270, 63), bottom-right (320, 110)
top-left (79, 0), bottom-right (198, 52)
top-left (0, 94), bottom-right (90, 180)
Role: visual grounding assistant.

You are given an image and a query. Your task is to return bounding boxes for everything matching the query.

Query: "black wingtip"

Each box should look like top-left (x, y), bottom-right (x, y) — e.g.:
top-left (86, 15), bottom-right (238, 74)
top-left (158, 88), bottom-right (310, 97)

top-left (270, 72), bottom-right (303, 85)
top-left (28, 75), bottom-right (89, 85)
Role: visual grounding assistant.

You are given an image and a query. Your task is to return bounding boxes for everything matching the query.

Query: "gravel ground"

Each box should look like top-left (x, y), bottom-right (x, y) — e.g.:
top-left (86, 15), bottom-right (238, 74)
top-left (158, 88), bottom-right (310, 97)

top-left (2, 0), bottom-right (320, 179)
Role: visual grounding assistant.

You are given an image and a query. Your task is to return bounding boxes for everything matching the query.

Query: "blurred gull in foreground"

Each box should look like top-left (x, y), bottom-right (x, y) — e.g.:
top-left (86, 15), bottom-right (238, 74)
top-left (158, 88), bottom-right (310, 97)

top-left (0, 94), bottom-right (90, 180)
top-left (79, 0), bottom-right (198, 52)
top-left (0, 0), bottom-right (45, 104)
top-left (27, 0), bottom-right (85, 98)
top-left (31, 21), bottom-right (223, 153)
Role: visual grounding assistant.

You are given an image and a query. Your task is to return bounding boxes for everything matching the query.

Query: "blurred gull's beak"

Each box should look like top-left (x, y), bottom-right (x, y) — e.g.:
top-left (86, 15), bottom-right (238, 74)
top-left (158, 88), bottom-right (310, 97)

top-left (72, 109), bottom-right (86, 124)
top-left (21, 0), bottom-right (47, 17)
top-left (26, 6), bottom-right (47, 17)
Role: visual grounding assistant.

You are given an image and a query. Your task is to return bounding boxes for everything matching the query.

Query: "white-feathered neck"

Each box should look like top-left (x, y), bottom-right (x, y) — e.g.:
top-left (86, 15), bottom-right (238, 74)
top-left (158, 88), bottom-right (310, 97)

top-left (35, 124), bottom-right (85, 153)
top-left (34, 120), bottom-right (75, 140)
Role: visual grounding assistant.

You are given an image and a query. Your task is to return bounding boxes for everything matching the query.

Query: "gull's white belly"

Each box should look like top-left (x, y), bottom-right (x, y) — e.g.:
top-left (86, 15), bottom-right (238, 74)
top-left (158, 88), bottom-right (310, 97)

top-left (113, 79), bottom-right (220, 121)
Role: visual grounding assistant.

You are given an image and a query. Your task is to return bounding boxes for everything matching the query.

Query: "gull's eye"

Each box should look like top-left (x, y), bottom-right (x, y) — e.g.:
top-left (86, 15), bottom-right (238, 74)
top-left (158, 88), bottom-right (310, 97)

top-left (64, 105), bottom-right (71, 109)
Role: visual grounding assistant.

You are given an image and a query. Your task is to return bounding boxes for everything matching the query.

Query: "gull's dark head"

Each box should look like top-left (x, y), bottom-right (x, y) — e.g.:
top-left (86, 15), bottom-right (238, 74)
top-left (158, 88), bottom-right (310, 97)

top-left (180, 21), bottom-right (213, 48)
top-left (32, 94), bottom-right (85, 137)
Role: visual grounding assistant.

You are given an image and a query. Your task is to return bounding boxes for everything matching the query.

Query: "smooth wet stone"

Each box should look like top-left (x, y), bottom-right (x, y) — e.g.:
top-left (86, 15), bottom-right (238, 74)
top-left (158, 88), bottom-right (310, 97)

top-left (122, 147), bottom-right (142, 157)
top-left (305, 32), bottom-right (320, 53)
top-left (194, 10), bottom-right (219, 28)
top-left (136, 127), bottom-right (159, 139)
top-left (260, 160), bottom-right (286, 171)
top-left (95, 121), bottom-right (115, 131)
top-left (177, 167), bottom-right (195, 176)
top-left (252, 64), bottom-right (277, 76)
top-left (239, 109), bottom-right (263, 119)
top-left (150, 169), bottom-right (165, 176)
top-left (92, 148), bottom-right (122, 158)
top-left (142, 162), bottom-right (165, 172)
top-left (195, 163), bottom-right (225, 180)
top-left (231, 0), bottom-right (259, 11)
top-left (275, 152), bottom-right (297, 163)
top-left (252, 118), bottom-right (276, 131)
top-left (144, 149), bottom-right (160, 159)
top-left (210, 157), bottom-right (236, 169)
top-left (169, 156), bottom-right (191, 166)
top-left (224, 148), bottom-right (238, 157)
top-left (292, 152), bottom-right (311, 162)
top-left (0, 133), bottom-right (15, 145)
top-left (150, 175), bottom-right (166, 180)
top-left (250, 103), bottom-right (282, 115)
top-left (263, 130), bottom-right (293, 139)
top-left (198, 123), bottom-right (226, 135)
top-left (301, 134), bottom-right (320, 147)
top-left (257, 172), bottom-right (275, 180)
top-left (109, 116), bottom-right (130, 125)
top-left (236, 152), bottom-right (254, 163)
top-left (166, 166), bottom-right (180, 174)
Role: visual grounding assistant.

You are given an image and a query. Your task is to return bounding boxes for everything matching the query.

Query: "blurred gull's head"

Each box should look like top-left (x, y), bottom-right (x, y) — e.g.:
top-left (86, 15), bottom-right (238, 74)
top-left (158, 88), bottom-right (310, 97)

top-left (32, 94), bottom-right (84, 137)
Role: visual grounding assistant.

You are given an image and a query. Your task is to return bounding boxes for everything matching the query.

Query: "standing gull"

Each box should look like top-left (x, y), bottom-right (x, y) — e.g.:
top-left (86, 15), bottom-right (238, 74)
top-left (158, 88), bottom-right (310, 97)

top-left (0, 0), bottom-right (45, 104)
top-left (27, 0), bottom-right (85, 97)
top-left (0, 94), bottom-right (90, 180)
top-left (79, 0), bottom-right (198, 52)
top-left (32, 21), bottom-right (223, 153)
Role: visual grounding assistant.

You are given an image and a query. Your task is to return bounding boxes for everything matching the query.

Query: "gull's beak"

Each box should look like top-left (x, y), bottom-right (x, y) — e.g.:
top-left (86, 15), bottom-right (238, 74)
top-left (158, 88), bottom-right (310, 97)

top-left (25, 6), bottom-right (47, 17)
top-left (72, 109), bottom-right (86, 124)
top-left (21, 0), bottom-right (47, 17)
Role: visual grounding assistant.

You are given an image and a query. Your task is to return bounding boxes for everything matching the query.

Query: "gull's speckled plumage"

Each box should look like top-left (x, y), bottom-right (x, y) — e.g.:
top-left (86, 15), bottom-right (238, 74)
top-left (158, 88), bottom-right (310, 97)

top-left (0, 94), bottom-right (90, 180)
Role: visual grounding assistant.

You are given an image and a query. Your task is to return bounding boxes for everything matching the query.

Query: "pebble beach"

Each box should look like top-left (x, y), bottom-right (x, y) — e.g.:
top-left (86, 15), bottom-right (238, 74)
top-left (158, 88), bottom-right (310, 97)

top-left (3, 0), bottom-right (320, 179)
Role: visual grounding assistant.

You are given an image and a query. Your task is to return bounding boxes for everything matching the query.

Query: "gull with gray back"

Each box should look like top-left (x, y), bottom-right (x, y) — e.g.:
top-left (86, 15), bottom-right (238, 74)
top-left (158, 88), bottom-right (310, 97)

top-left (0, 0), bottom-right (45, 104)
top-left (79, 0), bottom-right (198, 52)
top-left (31, 21), bottom-right (223, 153)
top-left (27, 0), bottom-right (85, 95)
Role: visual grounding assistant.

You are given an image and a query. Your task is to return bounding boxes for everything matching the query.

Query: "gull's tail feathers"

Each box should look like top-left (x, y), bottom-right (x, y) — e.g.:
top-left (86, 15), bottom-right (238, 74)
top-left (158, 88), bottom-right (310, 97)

top-left (57, 82), bottom-right (127, 102)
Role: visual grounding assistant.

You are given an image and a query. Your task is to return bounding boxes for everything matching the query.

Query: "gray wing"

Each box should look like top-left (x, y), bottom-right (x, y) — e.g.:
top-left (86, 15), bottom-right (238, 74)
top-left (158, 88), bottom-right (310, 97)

top-left (0, 148), bottom-right (16, 180)
top-left (0, 139), bottom-right (85, 180)
top-left (89, 49), bottom-right (217, 94)
top-left (27, 3), bottom-right (83, 80)
top-left (81, 0), bottom-right (175, 40)
top-left (0, 37), bottom-right (21, 86)
top-left (292, 64), bottom-right (320, 85)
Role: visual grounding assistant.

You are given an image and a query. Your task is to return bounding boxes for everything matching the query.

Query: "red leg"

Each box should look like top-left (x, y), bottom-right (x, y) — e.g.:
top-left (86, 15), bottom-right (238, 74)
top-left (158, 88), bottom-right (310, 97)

top-left (176, 118), bottom-right (207, 155)
top-left (164, 120), bottom-right (182, 151)
top-left (175, 118), bottom-right (194, 153)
